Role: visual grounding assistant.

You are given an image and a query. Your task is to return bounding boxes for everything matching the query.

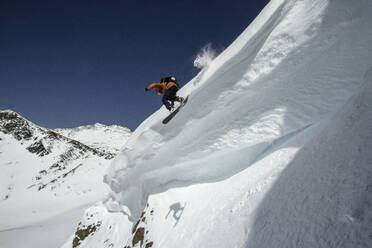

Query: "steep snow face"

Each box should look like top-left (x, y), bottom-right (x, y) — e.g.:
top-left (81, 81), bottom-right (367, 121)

top-left (55, 124), bottom-right (131, 155)
top-left (106, 0), bottom-right (372, 217)
top-left (246, 67), bottom-right (372, 248)
top-left (66, 0), bottom-right (372, 247)
top-left (0, 110), bottom-right (129, 231)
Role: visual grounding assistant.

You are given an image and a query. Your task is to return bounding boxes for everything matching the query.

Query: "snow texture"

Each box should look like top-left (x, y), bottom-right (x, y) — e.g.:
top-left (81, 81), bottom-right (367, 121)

top-left (65, 0), bottom-right (372, 247)
top-left (246, 66), bottom-right (372, 248)
top-left (0, 111), bottom-right (131, 248)
top-left (104, 0), bottom-right (372, 217)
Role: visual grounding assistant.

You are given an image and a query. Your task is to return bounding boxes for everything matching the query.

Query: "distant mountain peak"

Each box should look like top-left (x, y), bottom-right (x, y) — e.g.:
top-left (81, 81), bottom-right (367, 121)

top-left (0, 109), bottom-right (36, 141)
top-left (0, 109), bottom-right (131, 197)
top-left (54, 122), bottom-right (131, 155)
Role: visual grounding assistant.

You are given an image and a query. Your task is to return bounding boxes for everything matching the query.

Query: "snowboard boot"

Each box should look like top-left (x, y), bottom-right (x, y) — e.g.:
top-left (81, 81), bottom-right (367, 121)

top-left (177, 97), bottom-right (184, 105)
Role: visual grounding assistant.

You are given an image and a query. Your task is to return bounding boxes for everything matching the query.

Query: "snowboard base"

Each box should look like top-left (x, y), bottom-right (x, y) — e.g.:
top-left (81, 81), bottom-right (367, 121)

top-left (162, 96), bottom-right (189, 124)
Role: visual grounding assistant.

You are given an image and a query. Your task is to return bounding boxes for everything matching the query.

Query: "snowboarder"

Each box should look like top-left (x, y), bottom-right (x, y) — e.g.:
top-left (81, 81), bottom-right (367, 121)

top-left (145, 76), bottom-right (184, 111)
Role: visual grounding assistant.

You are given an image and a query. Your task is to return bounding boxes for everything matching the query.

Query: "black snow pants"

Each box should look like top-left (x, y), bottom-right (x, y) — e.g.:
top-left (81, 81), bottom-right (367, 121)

top-left (162, 86), bottom-right (181, 111)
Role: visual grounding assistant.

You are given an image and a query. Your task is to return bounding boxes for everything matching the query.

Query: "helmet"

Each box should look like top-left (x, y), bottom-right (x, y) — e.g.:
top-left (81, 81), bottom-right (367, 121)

top-left (161, 76), bottom-right (176, 82)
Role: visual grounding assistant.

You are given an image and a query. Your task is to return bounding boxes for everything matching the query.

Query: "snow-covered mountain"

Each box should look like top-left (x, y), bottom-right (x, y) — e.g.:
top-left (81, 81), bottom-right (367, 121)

top-left (0, 110), bottom-right (131, 247)
top-left (55, 124), bottom-right (131, 155)
top-left (61, 0), bottom-right (371, 247)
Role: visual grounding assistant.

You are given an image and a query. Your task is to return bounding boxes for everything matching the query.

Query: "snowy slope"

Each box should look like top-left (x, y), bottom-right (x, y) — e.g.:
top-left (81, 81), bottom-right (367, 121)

top-left (62, 0), bottom-right (372, 247)
top-left (0, 110), bottom-right (131, 248)
top-left (0, 110), bottom-right (112, 226)
top-left (55, 124), bottom-right (131, 155)
top-left (246, 67), bottom-right (372, 248)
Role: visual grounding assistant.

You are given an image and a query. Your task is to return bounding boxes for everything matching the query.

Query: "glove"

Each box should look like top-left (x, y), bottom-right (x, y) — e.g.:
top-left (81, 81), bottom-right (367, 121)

top-left (145, 88), bottom-right (149, 92)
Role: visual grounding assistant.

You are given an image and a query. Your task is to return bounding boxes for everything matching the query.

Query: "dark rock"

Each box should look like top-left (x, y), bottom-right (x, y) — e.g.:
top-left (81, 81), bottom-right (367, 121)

top-left (27, 140), bottom-right (50, 156)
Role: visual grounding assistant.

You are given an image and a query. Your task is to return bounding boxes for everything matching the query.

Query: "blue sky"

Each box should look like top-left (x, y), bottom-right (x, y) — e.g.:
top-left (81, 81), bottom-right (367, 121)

top-left (0, 0), bottom-right (269, 130)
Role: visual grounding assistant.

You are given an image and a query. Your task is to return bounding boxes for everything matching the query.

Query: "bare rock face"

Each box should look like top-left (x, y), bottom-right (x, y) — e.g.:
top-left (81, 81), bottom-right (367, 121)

top-left (0, 111), bottom-right (33, 141)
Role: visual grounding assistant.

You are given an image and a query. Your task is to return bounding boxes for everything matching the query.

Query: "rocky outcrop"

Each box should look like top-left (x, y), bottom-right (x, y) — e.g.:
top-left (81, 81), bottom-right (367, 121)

top-left (0, 110), bottom-right (117, 193)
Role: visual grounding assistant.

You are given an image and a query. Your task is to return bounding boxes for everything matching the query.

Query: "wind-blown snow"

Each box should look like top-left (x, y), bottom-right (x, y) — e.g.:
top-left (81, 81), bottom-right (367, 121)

top-left (193, 43), bottom-right (217, 69)
top-left (64, 0), bottom-right (372, 247)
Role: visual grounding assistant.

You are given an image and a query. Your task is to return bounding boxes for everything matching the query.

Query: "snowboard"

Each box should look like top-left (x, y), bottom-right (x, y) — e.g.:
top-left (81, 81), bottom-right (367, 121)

top-left (162, 96), bottom-right (189, 124)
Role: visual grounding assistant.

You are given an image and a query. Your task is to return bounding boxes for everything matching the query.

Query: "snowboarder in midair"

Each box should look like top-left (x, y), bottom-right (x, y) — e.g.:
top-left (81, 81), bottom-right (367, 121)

top-left (145, 76), bottom-right (184, 111)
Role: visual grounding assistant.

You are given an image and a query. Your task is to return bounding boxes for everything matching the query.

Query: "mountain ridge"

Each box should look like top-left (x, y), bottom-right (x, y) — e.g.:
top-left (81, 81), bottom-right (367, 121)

top-left (55, 122), bottom-right (131, 155)
top-left (0, 109), bottom-right (131, 231)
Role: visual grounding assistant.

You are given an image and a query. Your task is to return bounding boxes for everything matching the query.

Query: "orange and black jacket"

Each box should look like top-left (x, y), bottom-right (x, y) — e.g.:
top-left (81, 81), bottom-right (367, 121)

top-left (145, 81), bottom-right (178, 94)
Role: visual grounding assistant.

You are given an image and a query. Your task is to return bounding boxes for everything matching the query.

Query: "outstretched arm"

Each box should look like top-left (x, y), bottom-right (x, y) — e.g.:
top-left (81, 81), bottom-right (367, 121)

top-left (145, 83), bottom-right (162, 92)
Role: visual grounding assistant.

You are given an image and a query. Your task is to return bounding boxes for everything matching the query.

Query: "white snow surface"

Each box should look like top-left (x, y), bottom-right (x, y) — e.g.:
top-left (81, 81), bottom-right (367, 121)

top-left (55, 123), bottom-right (131, 154)
top-left (64, 0), bottom-right (372, 247)
top-left (0, 111), bottom-right (131, 248)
